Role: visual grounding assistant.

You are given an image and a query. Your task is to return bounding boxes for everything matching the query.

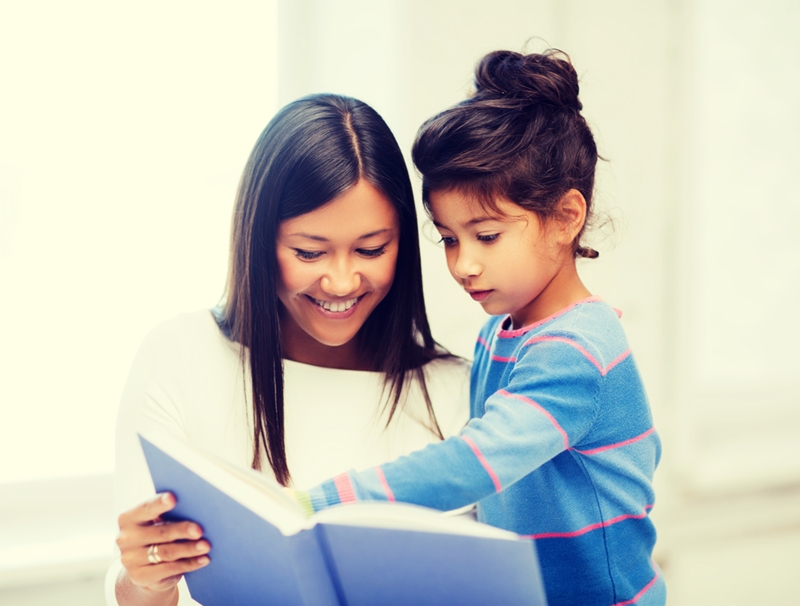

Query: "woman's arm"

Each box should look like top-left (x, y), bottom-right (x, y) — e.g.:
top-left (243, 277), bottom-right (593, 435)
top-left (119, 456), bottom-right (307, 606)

top-left (109, 314), bottom-right (221, 606)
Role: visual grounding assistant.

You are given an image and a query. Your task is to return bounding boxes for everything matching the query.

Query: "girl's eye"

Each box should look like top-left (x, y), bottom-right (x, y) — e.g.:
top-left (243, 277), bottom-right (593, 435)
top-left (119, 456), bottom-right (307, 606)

top-left (357, 246), bottom-right (387, 258)
top-left (293, 249), bottom-right (323, 260)
top-left (477, 234), bottom-right (499, 243)
top-left (438, 236), bottom-right (457, 246)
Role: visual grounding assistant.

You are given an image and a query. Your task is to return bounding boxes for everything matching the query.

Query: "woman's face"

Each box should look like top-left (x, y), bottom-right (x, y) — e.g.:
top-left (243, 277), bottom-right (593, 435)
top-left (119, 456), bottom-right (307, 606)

top-left (276, 179), bottom-right (400, 365)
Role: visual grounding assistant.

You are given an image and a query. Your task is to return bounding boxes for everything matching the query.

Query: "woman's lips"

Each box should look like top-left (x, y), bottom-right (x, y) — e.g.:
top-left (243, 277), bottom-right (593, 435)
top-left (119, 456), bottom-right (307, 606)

top-left (306, 294), bottom-right (362, 319)
top-left (468, 290), bottom-right (493, 302)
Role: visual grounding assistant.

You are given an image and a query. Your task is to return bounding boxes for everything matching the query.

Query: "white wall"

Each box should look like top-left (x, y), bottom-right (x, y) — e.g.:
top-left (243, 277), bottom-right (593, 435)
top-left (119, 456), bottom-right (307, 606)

top-left (0, 1), bottom-right (278, 484)
top-left (0, 1), bottom-right (278, 596)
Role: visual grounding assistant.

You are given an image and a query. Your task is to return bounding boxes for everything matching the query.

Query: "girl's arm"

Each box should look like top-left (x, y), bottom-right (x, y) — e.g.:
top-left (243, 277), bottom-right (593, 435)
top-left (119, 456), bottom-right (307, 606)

top-left (300, 338), bottom-right (601, 512)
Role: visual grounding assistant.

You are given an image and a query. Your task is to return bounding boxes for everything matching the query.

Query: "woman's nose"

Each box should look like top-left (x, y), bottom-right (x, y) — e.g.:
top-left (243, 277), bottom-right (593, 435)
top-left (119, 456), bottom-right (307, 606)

top-left (320, 258), bottom-right (361, 296)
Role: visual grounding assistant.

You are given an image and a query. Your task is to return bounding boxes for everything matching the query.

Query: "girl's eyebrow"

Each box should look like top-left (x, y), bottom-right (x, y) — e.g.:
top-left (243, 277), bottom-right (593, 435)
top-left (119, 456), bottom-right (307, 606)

top-left (286, 228), bottom-right (394, 242)
top-left (433, 216), bottom-right (497, 229)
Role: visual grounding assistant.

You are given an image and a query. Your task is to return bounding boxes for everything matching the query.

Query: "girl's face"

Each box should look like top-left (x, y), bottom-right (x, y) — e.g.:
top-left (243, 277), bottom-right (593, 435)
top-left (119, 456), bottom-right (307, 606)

top-left (276, 179), bottom-right (400, 365)
top-left (429, 189), bottom-right (586, 329)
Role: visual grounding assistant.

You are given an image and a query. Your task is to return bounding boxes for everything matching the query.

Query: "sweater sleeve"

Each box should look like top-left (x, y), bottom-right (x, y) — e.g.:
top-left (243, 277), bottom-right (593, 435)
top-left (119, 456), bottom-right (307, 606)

top-left (304, 337), bottom-right (601, 512)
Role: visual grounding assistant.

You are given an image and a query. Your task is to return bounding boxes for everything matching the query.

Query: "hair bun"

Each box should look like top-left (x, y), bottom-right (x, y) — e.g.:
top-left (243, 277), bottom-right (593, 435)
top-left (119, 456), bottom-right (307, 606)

top-left (474, 49), bottom-right (582, 112)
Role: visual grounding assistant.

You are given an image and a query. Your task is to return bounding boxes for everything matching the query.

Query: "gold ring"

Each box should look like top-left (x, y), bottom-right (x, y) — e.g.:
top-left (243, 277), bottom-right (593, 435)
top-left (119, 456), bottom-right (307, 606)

top-left (147, 544), bottom-right (163, 565)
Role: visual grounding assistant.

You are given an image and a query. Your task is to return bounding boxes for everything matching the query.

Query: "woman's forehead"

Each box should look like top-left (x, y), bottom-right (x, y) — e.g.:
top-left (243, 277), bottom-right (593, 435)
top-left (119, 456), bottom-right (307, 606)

top-left (279, 180), bottom-right (398, 242)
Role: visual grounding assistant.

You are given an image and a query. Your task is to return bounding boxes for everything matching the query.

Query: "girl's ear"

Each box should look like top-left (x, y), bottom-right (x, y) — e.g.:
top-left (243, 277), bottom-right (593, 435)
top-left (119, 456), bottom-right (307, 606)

top-left (555, 189), bottom-right (587, 245)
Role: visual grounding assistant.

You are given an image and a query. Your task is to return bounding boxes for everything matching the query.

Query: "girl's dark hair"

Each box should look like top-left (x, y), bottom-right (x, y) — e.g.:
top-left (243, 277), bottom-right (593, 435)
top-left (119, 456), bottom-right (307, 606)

top-left (218, 94), bottom-right (446, 485)
top-left (412, 49), bottom-right (600, 258)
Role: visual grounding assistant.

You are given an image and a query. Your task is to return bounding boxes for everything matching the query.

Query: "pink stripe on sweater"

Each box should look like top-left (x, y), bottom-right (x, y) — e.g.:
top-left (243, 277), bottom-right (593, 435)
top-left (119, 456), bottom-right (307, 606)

top-left (461, 435), bottom-right (502, 492)
top-left (497, 296), bottom-right (603, 338)
top-left (573, 428), bottom-right (656, 456)
top-left (374, 466), bottom-right (395, 502)
top-left (523, 335), bottom-right (603, 373)
top-left (498, 389), bottom-right (570, 450)
top-left (333, 473), bottom-right (357, 504)
top-left (477, 336), bottom-right (517, 362)
top-left (492, 354), bottom-right (518, 363)
top-left (604, 348), bottom-right (632, 374)
top-left (611, 567), bottom-right (659, 606)
top-left (523, 336), bottom-right (630, 376)
top-left (525, 505), bottom-right (654, 540)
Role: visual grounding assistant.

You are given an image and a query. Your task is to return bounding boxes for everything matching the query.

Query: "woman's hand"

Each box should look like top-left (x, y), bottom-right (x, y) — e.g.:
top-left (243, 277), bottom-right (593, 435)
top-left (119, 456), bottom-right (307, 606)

top-left (115, 492), bottom-right (210, 605)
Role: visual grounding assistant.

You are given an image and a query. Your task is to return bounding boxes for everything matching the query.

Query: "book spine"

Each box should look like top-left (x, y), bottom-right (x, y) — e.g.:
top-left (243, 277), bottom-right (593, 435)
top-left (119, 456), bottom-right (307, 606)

top-left (312, 525), bottom-right (349, 606)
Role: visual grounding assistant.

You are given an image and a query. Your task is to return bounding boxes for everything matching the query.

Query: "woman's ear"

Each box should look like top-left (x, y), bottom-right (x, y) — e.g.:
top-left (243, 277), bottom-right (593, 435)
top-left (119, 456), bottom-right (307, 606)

top-left (555, 189), bottom-right (587, 245)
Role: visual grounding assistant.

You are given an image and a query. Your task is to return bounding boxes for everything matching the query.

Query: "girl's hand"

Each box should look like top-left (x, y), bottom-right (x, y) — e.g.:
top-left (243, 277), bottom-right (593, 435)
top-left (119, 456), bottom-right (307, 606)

top-left (115, 492), bottom-right (210, 603)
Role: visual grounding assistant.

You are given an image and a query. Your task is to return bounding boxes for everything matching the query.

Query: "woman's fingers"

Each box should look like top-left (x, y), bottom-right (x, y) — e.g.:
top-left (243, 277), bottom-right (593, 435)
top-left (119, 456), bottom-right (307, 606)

top-left (127, 554), bottom-right (211, 591)
top-left (118, 492), bottom-right (176, 527)
top-left (116, 492), bottom-right (212, 594)
top-left (124, 519), bottom-right (204, 550)
top-left (140, 539), bottom-right (210, 567)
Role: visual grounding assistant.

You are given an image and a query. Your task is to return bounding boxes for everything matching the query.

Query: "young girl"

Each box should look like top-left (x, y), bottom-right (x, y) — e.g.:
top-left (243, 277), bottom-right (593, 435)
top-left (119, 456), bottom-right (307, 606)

top-left (296, 51), bottom-right (665, 606)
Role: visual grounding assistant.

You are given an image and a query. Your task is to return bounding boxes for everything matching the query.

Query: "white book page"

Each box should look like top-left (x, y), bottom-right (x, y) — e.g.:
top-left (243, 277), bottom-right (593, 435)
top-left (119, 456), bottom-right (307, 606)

top-left (139, 429), bottom-right (308, 535)
top-left (312, 501), bottom-right (518, 541)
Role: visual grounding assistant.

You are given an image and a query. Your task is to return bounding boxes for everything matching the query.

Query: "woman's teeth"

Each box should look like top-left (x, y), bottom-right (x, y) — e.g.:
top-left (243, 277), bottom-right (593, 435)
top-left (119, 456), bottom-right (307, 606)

top-left (313, 297), bottom-right (358, 312)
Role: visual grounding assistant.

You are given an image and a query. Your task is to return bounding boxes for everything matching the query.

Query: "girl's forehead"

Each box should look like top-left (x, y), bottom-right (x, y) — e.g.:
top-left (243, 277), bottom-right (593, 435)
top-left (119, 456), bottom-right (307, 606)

top-left (429, 189), bottom-right (523, 226)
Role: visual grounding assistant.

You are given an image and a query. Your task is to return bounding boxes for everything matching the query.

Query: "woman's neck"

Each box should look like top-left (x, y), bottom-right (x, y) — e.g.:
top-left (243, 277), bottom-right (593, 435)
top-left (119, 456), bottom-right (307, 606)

top-left (278, 313), bottom-right (370, 371)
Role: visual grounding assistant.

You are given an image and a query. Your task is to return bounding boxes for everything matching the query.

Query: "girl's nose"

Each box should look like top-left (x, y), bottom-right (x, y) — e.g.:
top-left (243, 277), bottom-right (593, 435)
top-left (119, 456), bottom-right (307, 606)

top-left (320, 258), bottom-right (361, 296)
top-left (452, 248), bottom-right (481, 279)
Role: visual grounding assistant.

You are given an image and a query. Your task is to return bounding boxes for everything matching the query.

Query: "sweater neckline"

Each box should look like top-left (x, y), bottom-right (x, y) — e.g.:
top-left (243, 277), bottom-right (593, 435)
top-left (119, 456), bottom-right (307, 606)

top-left (496, 296), bottom-right (603, 338)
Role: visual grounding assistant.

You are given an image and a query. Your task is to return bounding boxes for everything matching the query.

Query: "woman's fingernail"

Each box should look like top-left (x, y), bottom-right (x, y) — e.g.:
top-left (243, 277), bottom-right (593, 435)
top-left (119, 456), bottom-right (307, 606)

top-left (189, 525), bottom-right (202, 539)
top-left (197, 556), bottom-right (210, 565)
top-left (196, 541), bottom-right (209, 552)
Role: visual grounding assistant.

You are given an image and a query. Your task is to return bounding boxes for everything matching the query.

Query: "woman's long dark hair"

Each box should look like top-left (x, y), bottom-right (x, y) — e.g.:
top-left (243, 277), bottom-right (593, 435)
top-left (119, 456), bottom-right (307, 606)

top-left (217, 94), bottom-right (446, 485)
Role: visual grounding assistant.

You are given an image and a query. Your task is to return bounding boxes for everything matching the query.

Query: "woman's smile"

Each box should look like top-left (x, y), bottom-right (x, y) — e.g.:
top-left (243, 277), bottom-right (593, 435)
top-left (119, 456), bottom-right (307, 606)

top-left (306, 294), bottom-right (363, 317)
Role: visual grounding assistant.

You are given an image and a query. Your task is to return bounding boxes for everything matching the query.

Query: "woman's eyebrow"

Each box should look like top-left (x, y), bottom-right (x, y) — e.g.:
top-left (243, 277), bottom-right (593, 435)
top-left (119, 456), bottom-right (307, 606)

top-left (286, 228), bottom-right (394, 242)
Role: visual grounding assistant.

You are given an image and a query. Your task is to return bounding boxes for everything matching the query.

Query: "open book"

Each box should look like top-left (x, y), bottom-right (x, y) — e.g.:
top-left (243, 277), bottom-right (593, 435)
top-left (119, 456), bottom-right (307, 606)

top-left (138, 430), bottom-right (547, 606)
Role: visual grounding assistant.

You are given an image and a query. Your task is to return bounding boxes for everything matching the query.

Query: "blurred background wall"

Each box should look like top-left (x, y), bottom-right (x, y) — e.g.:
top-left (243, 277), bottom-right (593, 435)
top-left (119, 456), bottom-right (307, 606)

top-left (1, 1), bottom-right (798, 604)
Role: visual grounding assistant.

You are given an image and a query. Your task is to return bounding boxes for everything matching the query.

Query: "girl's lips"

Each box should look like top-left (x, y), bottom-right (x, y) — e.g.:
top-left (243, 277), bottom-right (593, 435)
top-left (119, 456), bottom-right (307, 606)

top-left (468, 290), bottom-right (493, 302)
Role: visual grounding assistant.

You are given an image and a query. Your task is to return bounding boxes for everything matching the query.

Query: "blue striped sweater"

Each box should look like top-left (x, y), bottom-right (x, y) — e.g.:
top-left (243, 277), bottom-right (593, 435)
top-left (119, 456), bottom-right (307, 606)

top-left (305, 298), bottom-right (665, 606)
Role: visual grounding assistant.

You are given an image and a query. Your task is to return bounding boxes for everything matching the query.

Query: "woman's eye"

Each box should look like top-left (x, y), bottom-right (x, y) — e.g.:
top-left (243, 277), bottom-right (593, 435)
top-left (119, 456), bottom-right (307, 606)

top-left (477, 233), bottom-right (499, 243)
top-left (438, 236), bottom-right (457, 246)
top-left (294, 249), bottom-right (323, 260)
top-left (357, 246), bottom-right (387, 258)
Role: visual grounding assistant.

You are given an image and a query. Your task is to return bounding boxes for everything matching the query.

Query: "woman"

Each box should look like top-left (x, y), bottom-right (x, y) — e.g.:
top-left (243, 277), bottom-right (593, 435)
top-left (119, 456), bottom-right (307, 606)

top-left (106, 94), bottom-right (469, 606)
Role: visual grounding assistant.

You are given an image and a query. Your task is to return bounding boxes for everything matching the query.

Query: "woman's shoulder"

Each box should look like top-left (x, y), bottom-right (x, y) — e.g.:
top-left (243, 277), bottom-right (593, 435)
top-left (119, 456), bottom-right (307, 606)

top-left (417, 356), bottom-right (471, 435)
top-left (421, 354), bottom-right (471, 378)
top-left (135, 309), bottom-right (235, 360)
top-left (125, 309), bottom-right (239, 391)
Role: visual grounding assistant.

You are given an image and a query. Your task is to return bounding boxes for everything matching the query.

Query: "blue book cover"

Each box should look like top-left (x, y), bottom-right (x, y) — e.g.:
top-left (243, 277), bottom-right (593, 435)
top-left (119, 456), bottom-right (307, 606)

top-left (139, 431), bottom-right (548, 606)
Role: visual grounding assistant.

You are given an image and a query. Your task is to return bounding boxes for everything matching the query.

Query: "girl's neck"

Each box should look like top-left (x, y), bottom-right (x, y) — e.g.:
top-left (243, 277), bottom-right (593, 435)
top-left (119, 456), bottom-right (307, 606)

top-left (510, 260), bottom-right (591, 330)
